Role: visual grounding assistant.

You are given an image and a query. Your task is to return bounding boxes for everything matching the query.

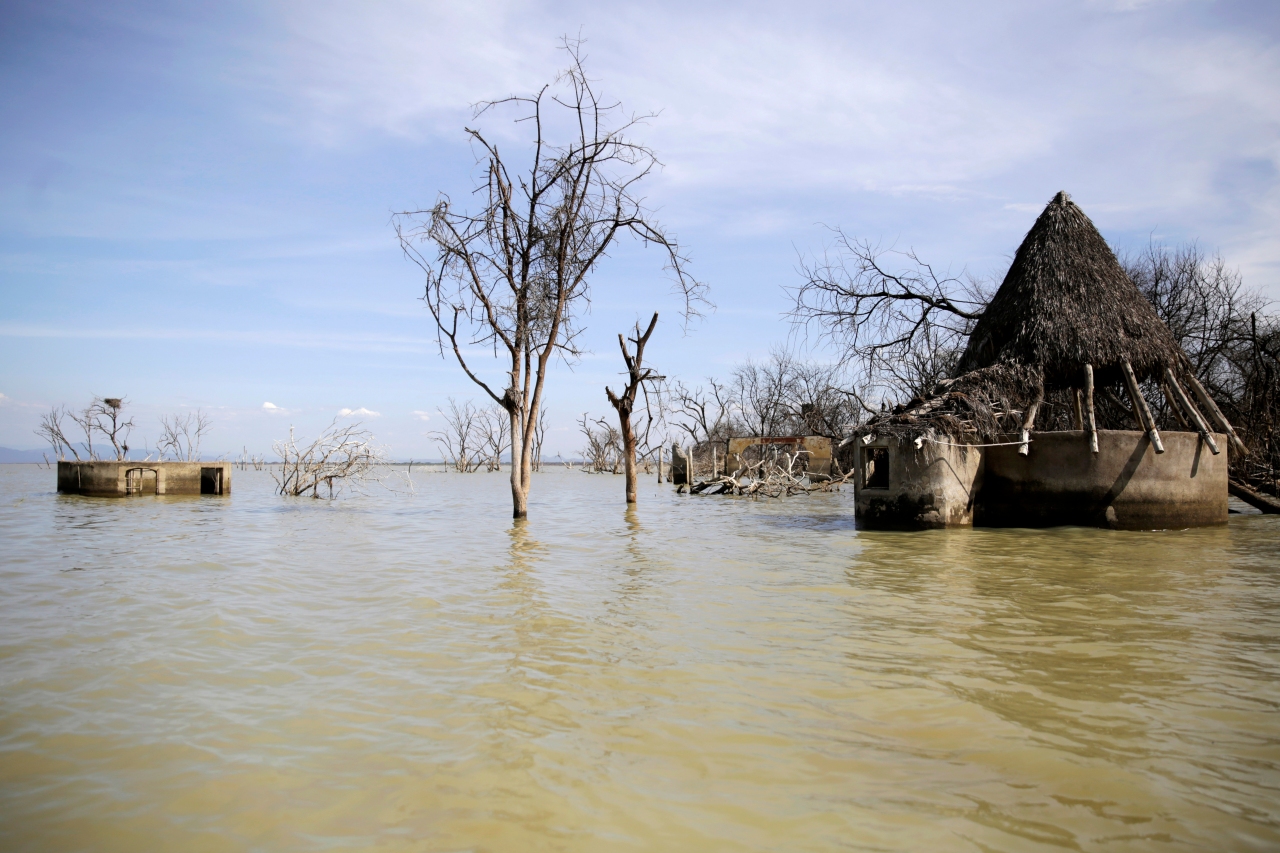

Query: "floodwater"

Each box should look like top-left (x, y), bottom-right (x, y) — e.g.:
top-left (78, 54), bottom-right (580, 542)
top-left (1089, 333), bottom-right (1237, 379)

top-left (2, 464), bottom-right (1279, 852)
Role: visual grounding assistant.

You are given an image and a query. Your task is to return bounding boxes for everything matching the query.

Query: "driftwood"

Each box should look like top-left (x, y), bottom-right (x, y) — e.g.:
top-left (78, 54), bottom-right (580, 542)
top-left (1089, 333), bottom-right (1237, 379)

top-left (1229, 479), bottom-right (1280, 514)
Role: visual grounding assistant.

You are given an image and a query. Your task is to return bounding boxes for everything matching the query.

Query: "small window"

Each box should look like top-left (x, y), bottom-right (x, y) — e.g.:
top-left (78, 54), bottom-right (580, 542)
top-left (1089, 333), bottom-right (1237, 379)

top-left (200, 468), bottom-right (222, 495)
top-left (862, 447), bottom-right (889, 489)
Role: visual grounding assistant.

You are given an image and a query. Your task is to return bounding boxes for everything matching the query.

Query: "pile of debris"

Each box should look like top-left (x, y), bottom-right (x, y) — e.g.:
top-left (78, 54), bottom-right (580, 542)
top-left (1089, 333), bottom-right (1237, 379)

top-left (678, 443), bottom-right (851, 499)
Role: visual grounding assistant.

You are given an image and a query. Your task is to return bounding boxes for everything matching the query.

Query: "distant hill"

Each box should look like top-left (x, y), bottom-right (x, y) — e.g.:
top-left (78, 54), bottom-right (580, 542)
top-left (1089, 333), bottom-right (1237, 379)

top-left (0, 447), bottom-right (49, 463)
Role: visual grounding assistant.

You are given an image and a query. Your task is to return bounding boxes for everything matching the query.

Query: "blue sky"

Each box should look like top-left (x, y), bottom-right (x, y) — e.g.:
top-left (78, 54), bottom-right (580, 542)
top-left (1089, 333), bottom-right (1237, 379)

top-left (2, 0), bottom-right (1277, 459)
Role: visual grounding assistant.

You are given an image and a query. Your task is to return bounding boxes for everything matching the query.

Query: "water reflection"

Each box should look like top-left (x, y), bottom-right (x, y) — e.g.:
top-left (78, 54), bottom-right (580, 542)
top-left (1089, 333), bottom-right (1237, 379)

top-left (1, 465), bottom-right (1278, 851)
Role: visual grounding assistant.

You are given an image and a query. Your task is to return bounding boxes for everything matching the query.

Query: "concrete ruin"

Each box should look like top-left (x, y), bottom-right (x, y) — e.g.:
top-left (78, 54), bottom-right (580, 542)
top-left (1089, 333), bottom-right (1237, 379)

top-left (57, 461), bottom-right (231, 497)
top-left (852, 430), bottom-right (1227, 530)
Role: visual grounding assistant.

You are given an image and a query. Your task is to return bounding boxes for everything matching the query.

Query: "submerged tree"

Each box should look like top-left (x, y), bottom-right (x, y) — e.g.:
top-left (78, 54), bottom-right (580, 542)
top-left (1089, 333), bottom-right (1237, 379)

top-left (394, 39), bottom-right (705, 518)
top-left (272, 419), bottom-right (386, 498)
top-left (605, 312), bottom-right (663, 503)
top-left (157, 410), bottom-right (211, 461)
top-left (33, 396), bottom-right (134, 461)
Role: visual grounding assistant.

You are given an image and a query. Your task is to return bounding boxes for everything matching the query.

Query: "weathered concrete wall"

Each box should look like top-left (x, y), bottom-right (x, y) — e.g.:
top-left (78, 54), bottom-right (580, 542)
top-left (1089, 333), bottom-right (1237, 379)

top-left (670, 444), bottom-right (692, 486)
top-left (978, 430), bottom-right (1226, 530)
top-left (57, 461), bottom-right (232, 497)
top-left (725, 436), bottom-right (833, 477)
top-left (853, 436), bottom-right (983, 529)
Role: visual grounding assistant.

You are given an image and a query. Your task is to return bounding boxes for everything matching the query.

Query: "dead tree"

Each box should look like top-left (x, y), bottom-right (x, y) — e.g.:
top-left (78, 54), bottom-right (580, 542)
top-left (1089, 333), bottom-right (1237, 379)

top-left (430, 398), bottom-right (483, 472)
top-left (39, 397), bottom-right (133, 461)
top-left (393, 38), bottom-right (706, 518)
top-left (272, 419), bottom-right (387, 498)
top-left (579, 414), bottom-right (622, 473)
top-left (670, 378), bottom-right (737, 446)
top-left (34, 406), bottom-right (81, 461)
top-left (157, 410), bottom-right (211, 461)
top-left (605, 313), bottom-right (663, 503)
top-left (530, 406), bottom-right (548, 472)
top-left (479, 405), bottom-right (511, 472)
top-left (790, 233), bottom-right (988, 402)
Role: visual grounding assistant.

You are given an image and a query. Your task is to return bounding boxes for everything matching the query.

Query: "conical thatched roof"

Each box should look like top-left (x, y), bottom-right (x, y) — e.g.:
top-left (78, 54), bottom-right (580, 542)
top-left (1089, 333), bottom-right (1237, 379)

top-left (956, 191), bottom-right (1182, 388)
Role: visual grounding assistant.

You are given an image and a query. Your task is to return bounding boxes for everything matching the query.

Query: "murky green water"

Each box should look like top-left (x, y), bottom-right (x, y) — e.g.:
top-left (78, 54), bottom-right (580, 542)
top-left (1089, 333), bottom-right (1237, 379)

top-left (1, 463), bottom-right (1278, 851)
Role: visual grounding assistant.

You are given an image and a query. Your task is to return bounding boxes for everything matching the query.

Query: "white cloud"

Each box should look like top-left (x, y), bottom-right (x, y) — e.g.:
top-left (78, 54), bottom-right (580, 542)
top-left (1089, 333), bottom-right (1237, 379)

top-left (256, 1), bottom-right (1280, 295)
top-left (411, 410), bottom-right (431, 421)
top-left (262, 402), bottom-right (283, 411)
top-left (0, 393), bottom-right (8, 404)
top-left (338, 406), bottom-right (381, 417)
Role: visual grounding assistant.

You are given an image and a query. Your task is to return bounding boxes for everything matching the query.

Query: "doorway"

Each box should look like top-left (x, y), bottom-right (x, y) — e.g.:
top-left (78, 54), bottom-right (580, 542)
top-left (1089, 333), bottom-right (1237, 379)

top-left (125, 468), bottom-right (157, 495)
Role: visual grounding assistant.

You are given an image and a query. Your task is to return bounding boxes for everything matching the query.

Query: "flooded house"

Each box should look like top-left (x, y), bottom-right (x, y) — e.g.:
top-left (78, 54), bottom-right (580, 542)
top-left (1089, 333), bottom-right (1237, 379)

top-left (852, 192), bottom-right (1244, 530)
top-left (58, 461), bottom-right (231, 497)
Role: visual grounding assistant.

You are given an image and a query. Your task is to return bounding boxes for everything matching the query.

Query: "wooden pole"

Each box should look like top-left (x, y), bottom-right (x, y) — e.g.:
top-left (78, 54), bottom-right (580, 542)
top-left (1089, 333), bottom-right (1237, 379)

top-left (1018, 385), bottom-right (1044, 456)
top-left (1183, 370), bottom-right (1249, 458)
top-left (1072, 389), bottom-right (1084, 430)
top-left (657, 447), bottom-right (663, 483)
top-left (1083, 364), bottom-right (1099, 454)
top-left (1160, 378), bottom-right (1190, 429)
top-left (1120, 359), bottom-right (1164, 453)
top-left (1164, 368), bottom-right (1218, 455)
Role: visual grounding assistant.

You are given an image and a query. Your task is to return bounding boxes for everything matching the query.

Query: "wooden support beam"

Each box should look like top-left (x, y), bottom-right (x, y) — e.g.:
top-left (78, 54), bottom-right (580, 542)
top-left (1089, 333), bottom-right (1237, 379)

top-left (1083, 364), bottom-right (1099, 454)
top-left (1072, 389), bottom-right (1084, 430)
top-left (1018, 385), bottom-right (1044, 456)
top-left (1183, 370), bottom-right (1249, 458)
top-left (1160, 377), bottom-right (1190, 430)
top-left (1163, 368), bottom-right (1219, 455)
top-left (1120, 359), bottom-right (1164, 454)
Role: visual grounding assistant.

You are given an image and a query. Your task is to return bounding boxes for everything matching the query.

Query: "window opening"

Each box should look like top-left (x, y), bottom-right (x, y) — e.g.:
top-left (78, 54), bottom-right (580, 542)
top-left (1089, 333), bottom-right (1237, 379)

top-left (862, 447), bottom-right (889, 489)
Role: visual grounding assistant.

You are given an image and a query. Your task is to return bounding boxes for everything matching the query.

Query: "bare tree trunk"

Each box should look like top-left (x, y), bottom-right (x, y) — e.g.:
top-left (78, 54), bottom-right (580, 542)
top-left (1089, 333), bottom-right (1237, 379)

top-left (607, 313), bottom-right (661, 505)
top-left (508, 404), bottom-right (527, 519)
top-left (620, 412), bottom-right (638, 503)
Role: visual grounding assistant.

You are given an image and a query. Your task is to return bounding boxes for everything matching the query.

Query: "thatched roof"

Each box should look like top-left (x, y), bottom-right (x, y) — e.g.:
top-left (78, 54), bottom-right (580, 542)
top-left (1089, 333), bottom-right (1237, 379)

top-left (956, 191), bottom-right (1182, 389)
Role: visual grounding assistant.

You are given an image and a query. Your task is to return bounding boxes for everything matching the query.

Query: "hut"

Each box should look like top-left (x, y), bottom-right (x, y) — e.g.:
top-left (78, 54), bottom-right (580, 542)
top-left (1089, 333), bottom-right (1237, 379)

top-left (852, 192), bottom-right (1244, 530)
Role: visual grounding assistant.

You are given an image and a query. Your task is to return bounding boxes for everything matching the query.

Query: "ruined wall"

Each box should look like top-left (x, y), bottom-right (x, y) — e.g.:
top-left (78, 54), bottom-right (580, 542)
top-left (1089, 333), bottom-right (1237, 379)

top-left (853, 436), bottom-right (983, 529)
top-left (724, 436), bottom-right (833, 477)
top-left (57, 461), bottom-right (232, 497)
top-left (978, 430), bottom-right (1226, 530)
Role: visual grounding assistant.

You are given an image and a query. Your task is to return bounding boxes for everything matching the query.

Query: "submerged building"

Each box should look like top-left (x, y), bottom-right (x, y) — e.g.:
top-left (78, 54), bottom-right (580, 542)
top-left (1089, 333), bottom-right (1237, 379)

top-left (852, 192), bottom-right (1243, 530)
top-left (58, 461), bottom-right (231, 497)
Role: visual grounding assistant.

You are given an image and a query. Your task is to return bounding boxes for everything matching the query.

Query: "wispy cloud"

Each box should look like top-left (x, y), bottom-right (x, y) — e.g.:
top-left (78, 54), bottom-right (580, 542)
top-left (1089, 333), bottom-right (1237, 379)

top-left (0, 324), bottom-right (435, 354)
top-left (410, 410), bottom-right (431, 421)
top-left (262, 402), bottom-right (285, 413)
top-left (338, 406), bottom-right (380, 417)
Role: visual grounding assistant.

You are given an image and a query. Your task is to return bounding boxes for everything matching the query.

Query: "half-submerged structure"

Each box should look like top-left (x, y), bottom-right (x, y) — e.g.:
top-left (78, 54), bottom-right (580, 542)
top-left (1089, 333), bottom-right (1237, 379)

top-left (58, 461), bottom-right (231, 497)
top-left (852, 192), bottom-right (1243, 530)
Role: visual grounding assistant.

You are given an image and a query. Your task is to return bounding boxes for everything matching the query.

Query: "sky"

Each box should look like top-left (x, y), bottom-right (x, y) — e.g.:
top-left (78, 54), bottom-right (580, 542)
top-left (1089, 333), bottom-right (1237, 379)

top-left (1, 0), bottom-right (1277, 459)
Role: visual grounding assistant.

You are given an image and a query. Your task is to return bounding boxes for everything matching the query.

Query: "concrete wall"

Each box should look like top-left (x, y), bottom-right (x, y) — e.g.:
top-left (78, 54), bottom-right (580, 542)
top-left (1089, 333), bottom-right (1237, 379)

top-left (978, 430), bottom-right (1226, 530)
top-left (851, 429), bottom-right (1227, 530)
top-left (853, 436), bottom-right (983, 529)
top-left (57, 461), bottom-right (232, 497)
top-left (725, 436), bottom-right (833, 477)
